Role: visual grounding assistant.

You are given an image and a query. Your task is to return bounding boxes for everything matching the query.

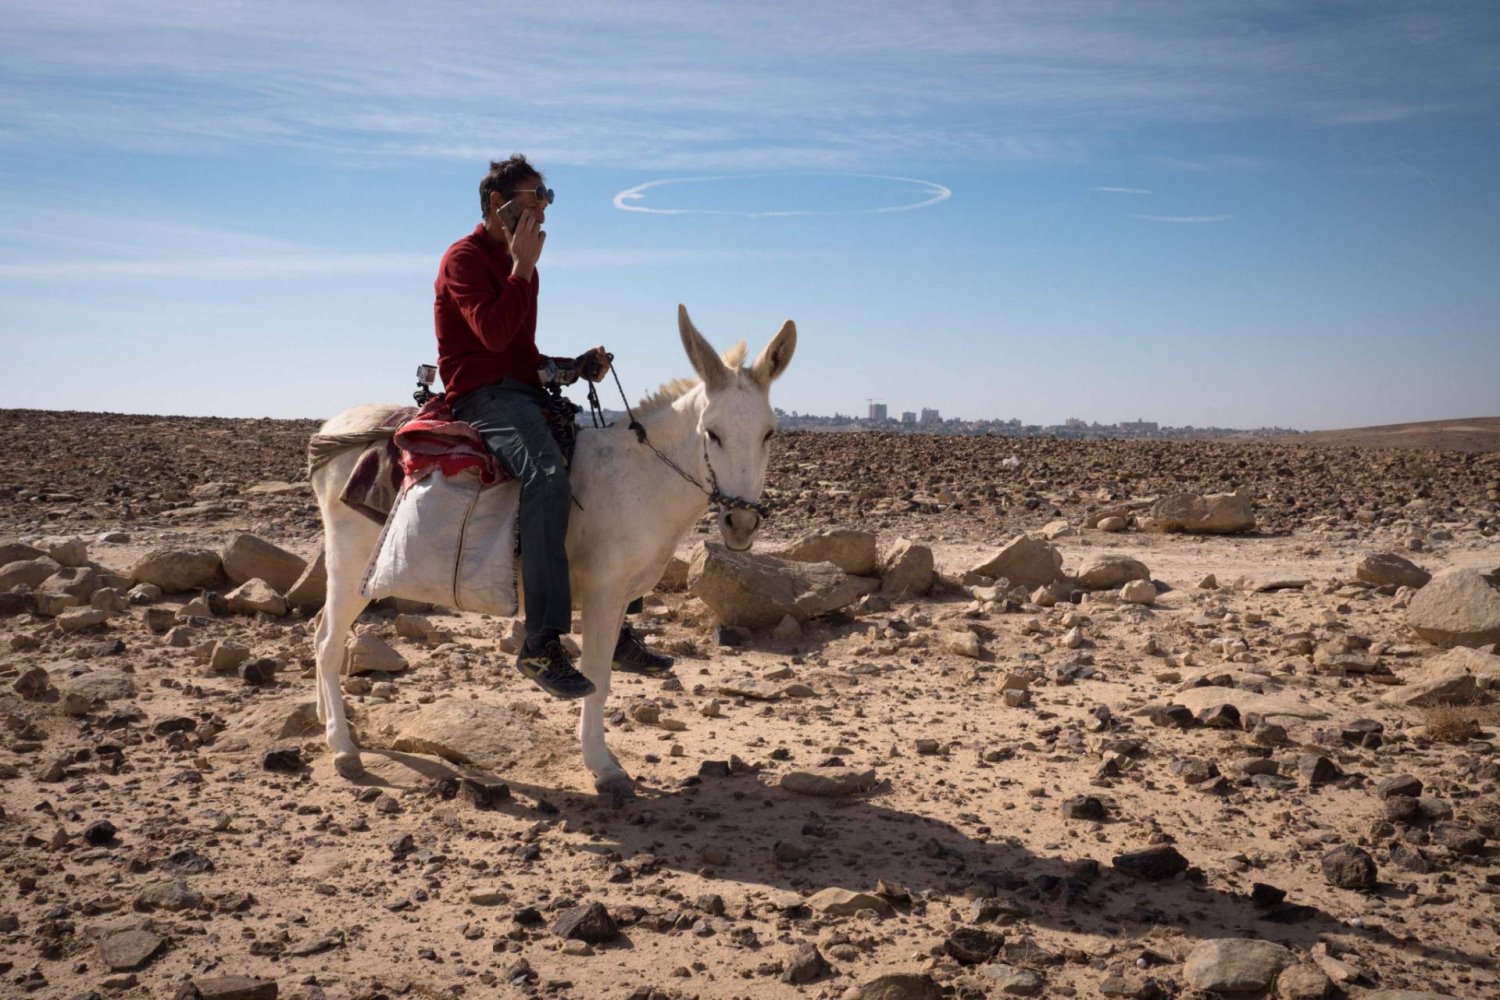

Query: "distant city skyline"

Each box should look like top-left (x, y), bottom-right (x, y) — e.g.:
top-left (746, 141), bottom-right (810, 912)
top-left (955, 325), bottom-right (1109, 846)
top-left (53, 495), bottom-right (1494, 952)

top-left (2, 3), bottom-right (1498, 429)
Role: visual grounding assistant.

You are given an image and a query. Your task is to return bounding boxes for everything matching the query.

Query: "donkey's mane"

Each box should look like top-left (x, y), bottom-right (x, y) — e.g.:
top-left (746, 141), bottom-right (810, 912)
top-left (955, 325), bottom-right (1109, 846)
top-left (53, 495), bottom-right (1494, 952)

top-left (634, 341), bottom-right (748, 418)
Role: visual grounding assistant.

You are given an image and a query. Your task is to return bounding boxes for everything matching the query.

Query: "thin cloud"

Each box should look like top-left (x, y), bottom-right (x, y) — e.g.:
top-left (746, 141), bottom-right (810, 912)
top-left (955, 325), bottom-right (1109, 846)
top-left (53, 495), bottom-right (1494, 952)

top-left (1094, 186), bottom-right (1151, 194)
top-left (614, 173), bottom-right (952, 217)
top-left (1131, 214), bottom-right (1231, 224)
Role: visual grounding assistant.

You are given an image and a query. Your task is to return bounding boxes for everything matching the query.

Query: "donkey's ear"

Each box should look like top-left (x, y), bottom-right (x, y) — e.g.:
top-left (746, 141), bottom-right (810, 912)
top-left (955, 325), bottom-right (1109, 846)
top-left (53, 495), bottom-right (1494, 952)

top-left (679, 304), bottom-right (730, 392)
top-left (750, 319), bottom-right (797, 388)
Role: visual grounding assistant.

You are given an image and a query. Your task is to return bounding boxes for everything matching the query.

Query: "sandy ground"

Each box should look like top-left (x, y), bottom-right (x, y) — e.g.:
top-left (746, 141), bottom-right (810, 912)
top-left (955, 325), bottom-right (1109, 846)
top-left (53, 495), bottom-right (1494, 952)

top-left (1, 411), bottom-right (1498, 1000)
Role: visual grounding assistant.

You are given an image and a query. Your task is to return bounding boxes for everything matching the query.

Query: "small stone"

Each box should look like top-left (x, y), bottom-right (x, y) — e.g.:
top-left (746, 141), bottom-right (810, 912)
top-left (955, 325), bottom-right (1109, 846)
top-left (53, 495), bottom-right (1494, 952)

top-left (12, 665), bottom-right (51, 700)
top-left (1120, 579), bottom-right (1156, 604)
top-left (1183, 938), bottom-right (1295, 993)
top-left (1321, 845), bottom-right (1377, 890)
top-left (1297, 754), bottom-right (1341, 785)
top-left (98, 925), bottom-right (166, 971)
top-left (190, 976), bottom-right (278, 1000)
top-left (1149, 704), bottom-right (1195, 728)
top-left (781, 941), bottom-right (830, 984)
top-left (982, 964), bottom-right (1044, 996)
top-left (780, 766), bottom-right (876, 797)
top-left (1375, 774), bottom-right (1422, 799)
top-left (83, 820), bottom-right (117, 845)
top-left (238, 658), bottom-right (277, 686)
top-left (806, 887), bottom-right (893, 916)
top-left (552, 902), bottom-right (619, 943)
top-left (261, 747), bottom-right (302, 773)
top-left (1112, 845), bottom-right (1188, 880)
top-left (135, 879), bottom-right (203, 913)
top-left (944, 924), bottom-right (1004, 964)
top-left (849, 972), bottom-right (943, 1000)
top-left (1061, 795), bottom-right (1107, 821)
top-left (1275, 963), bottom-right (1332, 1000)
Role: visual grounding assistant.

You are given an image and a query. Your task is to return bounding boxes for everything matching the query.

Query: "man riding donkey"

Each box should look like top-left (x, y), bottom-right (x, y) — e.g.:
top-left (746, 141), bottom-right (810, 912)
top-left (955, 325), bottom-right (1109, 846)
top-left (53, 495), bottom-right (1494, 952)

top-left (435, 154), bottom-right (673, 699)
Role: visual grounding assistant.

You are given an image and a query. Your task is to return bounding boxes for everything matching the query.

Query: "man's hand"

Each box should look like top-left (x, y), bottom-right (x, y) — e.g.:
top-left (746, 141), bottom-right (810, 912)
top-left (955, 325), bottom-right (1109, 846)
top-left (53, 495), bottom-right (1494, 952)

top-left (577, 346), bottom-right (611, 382)
top-left (504, 210), bottom-right (546, 279)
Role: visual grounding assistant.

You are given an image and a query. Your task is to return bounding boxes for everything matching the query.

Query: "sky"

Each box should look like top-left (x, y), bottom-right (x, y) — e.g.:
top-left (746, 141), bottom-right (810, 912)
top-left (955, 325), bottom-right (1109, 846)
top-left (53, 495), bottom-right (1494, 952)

top-left (2, 1), bottom-right (1498, 430)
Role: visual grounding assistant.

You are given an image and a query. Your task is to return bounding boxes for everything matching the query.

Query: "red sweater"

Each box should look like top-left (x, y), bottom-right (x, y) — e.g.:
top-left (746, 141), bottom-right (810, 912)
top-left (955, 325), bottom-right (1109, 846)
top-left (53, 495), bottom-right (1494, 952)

top-left (434, 224), bottom-right (542, 399)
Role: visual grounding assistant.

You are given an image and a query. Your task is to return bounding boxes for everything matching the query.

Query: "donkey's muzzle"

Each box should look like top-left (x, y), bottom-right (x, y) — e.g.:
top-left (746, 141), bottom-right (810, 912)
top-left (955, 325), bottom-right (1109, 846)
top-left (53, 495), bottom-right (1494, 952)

top-left (720, 506), bottom-right (762, 551)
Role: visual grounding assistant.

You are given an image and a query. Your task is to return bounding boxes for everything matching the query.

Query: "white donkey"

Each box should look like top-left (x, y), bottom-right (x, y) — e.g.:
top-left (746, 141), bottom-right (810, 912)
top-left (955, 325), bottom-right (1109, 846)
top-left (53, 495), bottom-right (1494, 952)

top-left (309, 305), bottom-right (796, 800)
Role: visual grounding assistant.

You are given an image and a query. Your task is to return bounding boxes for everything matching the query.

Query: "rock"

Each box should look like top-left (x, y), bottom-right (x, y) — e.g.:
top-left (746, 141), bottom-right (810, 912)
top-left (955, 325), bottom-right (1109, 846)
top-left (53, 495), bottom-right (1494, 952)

top-left (225, 579), bottom-right (287, 617)
top-left (189, 976), bottom-right (278, 1000)
top-left (1357, 993), bottom-right (1460, 1000)
top-left (209, 640), bottom-right (251, 674)
top-left (221, 533), bottom-right (307, 594)
top-left (1275, 962), bottom-right (1332, 1000)
top-left (0, 556), bottom-right (62, 590)
top-left (131, 548), bottom-right (223, 592)
top-left (1097, 516), bottom-right (1128, 533)
top-left (1380, 660), bottom-right (1479, 707)
top-left (347, 631), bottom-right (408, 674)
top-left (1199, 573), bottom-right (1219, 589)
top-left (1175, 686), bottom-right (1328, 720)
top-left (981, 964), bottom-right (1045, 996)
top-left (806, 886), bottom-right (893, 916)
top-left (1356, 551), bottom-right (1431, 589)
top-left (38, 535), bottom-right (89, 566)
top-left (1298, 753), bottom-right (1341, 785)
top-left (1376, 774), bottom-right (1423, 799)
top-left (13, 665), bottom-right (51, 699)
top-left (781, 766), bottom-right (877, 797)
top-left (59, 668), bottom-right (136, 715)
top-left (1183, 938), bottom-right (1295, 993)
top-left (552, 902), bottom-right (618, 943)
top-left (98, 925), bottom-right (166, 971)
top-left (135, 879), bottom-right (203, 912)
top-left (771, 614), bottom-right (803, 643)
top-left (1413, 645), bottom-right (1500, 690)
top-left (781, 941), bottom-right (830, 984)
top-left (261, 747), bottom-right (302, 773)
top-left (1407, 568), bottom-right (1500, 648)
top-left (849, 972), bottom-right (943, 1000)
top-left (39, 565), bottom-right (101, 601)
top-left (1151, 491), bottom-right (1255, 534)
top-left (775, 528), bottom-right (878, 575)
top-left (688, 542), bottom-right (878, 628)
top-left (385, 698), bottom-right (534, 772)
top-left (968, 534), bottom-right (1065, 589)
top-left (1120, 579), bottom-right (1157, 605)
top-left (84, 819), bottom-right (118, 845)
top-left (941, 629), bottom-right (982, 658)
top-left (1074, 555), bottom-right (1150, 590)
top-left (284, 548), bottom-right (327, 609)
top-left (880, 537), bottom-right (935, 597)
top-left (1061, 795), bottom-right (1107, 820)
top-left (1112, 845), bottom-right (1188, 880)
top-left (0, 540), bottom-right (46, 564)
top-left (1321, 845), bottom-right (1376, 890)
top-left (944, 924), bottom-right (1004, 964)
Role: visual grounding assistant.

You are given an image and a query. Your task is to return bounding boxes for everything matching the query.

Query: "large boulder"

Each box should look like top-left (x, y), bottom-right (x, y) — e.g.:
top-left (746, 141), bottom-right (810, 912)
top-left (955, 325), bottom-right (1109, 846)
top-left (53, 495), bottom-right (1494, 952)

top-left (1420, 646), bottom-right (1500, 690)
top-left (1074, 555), bottom-right (1150, 590)
top-left (968, 534), bottom-right (1065, 589)
top-left (37, 536), bottom-right (90, 567)
top-left (58, 668), bottom-right (137, 716)
top-left (1183, 938), bottom-right (1295, 993)
top-left (132, 548), bottom-right (223, 592)
top-left (880, 537), bottom-right (934, 597)
top-left (38, 566), bottom-right (102, 602)
top-left (225, 579), bottom-right (288, 617)
top-left (1150, 492), bottom-right (1255, 534)
top-left (380, 697), bottom-right (535, 772)
top-left (774, 528), bottom-right (878, 576)
top-left (1356, 551), bottom-right (1431, 589)
top-left (221, 534), bottom-right (307, 594)
top-left (284, 547), bottom-right (328, 609)
top-left (1407, 568), bottom-right (1500, 649)
top-left (688, 542), bottom-right (878, 629)
top-left (0, 556), bottom-right (63, 591)
top-left (1381, 656), bottom-right (1481, 708)
top-left (0, 541), bottom-right (47, 565)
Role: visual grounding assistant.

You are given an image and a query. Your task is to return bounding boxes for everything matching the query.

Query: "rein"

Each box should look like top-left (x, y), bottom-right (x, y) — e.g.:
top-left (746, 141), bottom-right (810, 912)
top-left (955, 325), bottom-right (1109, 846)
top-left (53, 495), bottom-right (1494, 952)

top-left (589, 364), bottom-right (770, 520)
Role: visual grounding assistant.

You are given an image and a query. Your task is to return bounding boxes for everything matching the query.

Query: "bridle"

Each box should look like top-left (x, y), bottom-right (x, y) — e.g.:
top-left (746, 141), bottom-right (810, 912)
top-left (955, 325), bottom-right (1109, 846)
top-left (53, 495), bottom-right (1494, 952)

top-left (589, 361), bottom-right (770, 521)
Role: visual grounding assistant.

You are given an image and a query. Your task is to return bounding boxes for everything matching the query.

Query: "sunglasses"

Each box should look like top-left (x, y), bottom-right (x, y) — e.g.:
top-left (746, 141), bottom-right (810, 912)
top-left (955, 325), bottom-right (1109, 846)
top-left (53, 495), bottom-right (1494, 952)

top-left (510, 183), bottom-right (555, 205)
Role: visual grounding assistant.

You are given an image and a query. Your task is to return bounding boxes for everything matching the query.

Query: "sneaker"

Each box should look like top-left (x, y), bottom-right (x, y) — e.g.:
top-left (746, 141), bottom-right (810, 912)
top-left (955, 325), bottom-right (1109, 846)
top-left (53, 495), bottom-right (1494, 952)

top-left (612, 624), bottom-right (675, 678)
top-left (516, 634), bottom-right (595, 699)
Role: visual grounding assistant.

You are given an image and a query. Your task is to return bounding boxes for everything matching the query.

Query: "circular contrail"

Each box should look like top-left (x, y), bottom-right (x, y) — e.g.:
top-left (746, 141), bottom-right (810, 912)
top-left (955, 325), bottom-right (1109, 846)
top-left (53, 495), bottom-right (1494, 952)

top-left (612, 172), bottom-right (952, 217)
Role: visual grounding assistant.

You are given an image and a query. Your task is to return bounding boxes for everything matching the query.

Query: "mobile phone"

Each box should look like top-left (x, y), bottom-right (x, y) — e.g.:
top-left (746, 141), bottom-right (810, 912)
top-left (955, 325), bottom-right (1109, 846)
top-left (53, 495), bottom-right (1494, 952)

top-left (495, 199), bottom-right (524, 233)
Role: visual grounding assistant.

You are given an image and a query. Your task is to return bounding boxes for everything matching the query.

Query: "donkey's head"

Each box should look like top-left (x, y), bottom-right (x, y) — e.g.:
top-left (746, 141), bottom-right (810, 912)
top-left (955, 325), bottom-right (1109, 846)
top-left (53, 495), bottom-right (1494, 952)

top-left (678, 304), bottom-right (796, 552)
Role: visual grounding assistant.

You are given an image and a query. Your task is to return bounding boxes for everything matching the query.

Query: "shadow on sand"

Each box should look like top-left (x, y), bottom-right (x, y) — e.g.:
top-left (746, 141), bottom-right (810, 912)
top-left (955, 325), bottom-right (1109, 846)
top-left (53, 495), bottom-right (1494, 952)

top-left (335, 748), bottom-right (1494, 977)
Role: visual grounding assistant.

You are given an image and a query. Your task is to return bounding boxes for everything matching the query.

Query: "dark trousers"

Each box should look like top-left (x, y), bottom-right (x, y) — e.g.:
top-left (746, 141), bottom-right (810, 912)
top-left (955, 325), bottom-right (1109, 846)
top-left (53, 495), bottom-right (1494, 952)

top-left (452, 379), bottom-right (572, 638)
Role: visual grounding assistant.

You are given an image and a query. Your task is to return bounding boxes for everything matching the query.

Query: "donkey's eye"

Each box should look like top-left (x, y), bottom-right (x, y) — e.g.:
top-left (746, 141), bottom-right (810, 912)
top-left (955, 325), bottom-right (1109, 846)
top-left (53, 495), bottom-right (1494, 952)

top-left (707, 430), bottom-right (722, 447)
top-left (763, 429), bottom-right (775, 443)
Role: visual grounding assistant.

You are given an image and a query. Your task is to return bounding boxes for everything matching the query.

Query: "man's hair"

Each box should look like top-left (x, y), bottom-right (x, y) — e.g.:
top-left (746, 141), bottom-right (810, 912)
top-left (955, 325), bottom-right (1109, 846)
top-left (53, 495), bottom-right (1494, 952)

top-left (479, 155), bottom-right (543, 217)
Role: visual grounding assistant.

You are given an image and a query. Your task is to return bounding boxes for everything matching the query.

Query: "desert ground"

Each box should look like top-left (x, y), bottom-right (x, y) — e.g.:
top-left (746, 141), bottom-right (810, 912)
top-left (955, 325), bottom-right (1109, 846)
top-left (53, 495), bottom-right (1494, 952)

top-left (1, 408), bottom-right (1498, 1000)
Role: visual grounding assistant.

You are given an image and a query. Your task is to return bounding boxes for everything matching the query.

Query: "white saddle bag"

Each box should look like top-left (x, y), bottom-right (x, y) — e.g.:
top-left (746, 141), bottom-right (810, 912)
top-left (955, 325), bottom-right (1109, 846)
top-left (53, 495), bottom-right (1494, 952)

top-left (361, 468), bottom-right (521, 616)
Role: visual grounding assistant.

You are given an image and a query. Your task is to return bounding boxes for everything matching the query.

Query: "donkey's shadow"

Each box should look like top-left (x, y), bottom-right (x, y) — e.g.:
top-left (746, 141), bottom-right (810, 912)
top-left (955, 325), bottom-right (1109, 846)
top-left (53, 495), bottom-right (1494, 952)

top-left (332, 749), bottom-right (1493, 975)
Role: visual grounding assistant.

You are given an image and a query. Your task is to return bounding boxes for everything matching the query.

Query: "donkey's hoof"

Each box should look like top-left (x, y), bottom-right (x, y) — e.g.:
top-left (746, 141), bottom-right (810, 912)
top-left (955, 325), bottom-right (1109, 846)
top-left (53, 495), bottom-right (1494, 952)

top-left (594, 773), bottom-right (636, 806)
top-left (333, 751), bottom-right (365, 780)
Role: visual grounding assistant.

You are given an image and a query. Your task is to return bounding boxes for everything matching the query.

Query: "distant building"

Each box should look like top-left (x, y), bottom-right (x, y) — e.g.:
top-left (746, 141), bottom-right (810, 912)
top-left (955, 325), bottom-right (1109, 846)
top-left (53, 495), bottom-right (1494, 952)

top-left (1119, 418), bottom-right (1159, 434)
top-left (901, 411), bottom-right (916, 426)
top-left (920, 408), bottom-right (941, 425)
top-left (868, 402), bottom-right (888, 422)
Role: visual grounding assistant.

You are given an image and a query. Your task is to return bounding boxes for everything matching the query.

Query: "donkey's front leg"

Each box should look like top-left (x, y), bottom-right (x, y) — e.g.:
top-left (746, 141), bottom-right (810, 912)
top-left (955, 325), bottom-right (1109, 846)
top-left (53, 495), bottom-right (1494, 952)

top-left (577, 592), bottom-right (631, 802)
